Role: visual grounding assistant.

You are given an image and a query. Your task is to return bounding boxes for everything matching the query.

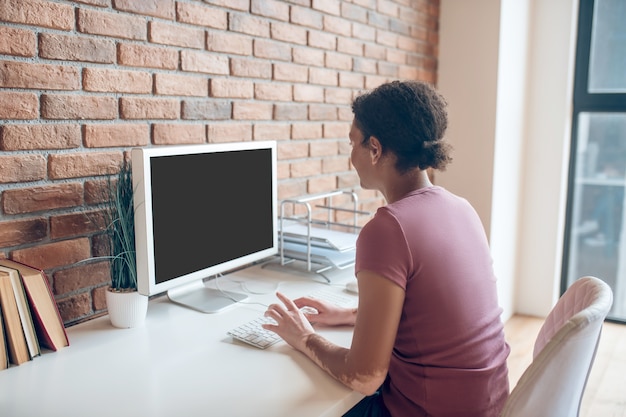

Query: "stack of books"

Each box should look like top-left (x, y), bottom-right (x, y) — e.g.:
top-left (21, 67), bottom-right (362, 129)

top-left (0, 259), bottom-right (69, 371)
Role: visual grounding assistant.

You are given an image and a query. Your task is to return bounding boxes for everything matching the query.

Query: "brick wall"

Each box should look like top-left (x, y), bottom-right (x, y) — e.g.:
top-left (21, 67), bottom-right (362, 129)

top-left (0, 0), bottom-right (440, 325)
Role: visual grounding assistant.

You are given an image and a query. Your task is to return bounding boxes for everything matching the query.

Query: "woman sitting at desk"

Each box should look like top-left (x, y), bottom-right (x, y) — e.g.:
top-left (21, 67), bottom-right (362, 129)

top-left (263, 80), bottom-right (510, 417)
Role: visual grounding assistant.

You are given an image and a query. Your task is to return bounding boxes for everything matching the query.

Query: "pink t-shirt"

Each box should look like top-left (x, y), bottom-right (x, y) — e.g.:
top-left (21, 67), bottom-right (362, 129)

top-left (355, 186), bottom-right (510, 417)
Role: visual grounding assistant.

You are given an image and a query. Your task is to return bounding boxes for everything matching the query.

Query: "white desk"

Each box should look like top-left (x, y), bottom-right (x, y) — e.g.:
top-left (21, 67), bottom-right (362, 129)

top-left (0, 262), bottom-right (362, 417)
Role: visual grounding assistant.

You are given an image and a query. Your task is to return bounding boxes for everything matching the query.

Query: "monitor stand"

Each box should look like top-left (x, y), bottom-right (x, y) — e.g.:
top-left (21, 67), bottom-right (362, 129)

top-left (167, 280), bottom-right (248, 313)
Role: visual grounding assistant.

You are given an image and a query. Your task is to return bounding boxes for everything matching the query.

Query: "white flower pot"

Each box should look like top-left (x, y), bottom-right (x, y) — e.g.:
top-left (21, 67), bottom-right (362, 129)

top-left (105, 288), bottom-right (148, 328)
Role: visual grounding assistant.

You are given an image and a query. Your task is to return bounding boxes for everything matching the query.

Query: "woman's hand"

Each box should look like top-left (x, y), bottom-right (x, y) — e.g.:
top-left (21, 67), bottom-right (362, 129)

top-left (262, 292), bottom-right (315, 352)
top-left (293, 296), bottom-right (357, 327)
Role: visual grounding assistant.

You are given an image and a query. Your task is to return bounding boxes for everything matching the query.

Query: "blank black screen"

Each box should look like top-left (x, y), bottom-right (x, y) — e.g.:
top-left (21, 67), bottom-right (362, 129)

top-left (149, 148), bottom-right (274, 284)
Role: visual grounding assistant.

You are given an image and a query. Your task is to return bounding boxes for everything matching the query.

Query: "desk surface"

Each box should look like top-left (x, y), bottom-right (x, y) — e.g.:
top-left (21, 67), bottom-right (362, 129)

top-left (0, 262), bottom-right (362, 417)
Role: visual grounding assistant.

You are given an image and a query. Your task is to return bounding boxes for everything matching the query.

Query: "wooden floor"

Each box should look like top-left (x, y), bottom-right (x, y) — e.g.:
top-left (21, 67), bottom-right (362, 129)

top-left (504, 315), bottom-right (626, 416)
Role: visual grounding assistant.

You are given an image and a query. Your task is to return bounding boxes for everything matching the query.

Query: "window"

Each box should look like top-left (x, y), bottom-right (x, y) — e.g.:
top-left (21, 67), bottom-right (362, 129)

top-left (563, 0), bottom-right (626, 321)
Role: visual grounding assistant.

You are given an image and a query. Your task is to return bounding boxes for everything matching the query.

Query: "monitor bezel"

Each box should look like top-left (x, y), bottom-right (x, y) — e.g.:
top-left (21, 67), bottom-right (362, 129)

top-left (132, 141), bottom-right (278, 299)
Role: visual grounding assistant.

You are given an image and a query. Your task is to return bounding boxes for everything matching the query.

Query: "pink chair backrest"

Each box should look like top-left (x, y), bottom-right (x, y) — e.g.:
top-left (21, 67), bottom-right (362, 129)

top-left (500, 276), bottom-right (613, 417)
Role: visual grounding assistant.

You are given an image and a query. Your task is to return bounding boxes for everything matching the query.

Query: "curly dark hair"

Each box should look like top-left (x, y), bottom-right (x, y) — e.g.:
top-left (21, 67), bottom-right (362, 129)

top-left (351, 80), bottom-right (453, 172)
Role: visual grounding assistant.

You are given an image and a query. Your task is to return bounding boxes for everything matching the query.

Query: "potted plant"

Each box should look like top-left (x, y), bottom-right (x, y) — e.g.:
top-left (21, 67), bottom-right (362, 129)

top-left (103, 159), bottom-right (148, 328)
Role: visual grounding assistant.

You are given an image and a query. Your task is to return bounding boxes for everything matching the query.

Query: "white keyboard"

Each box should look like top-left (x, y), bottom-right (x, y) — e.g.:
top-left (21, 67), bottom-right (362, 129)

top-left (227, 289), bottom-right (356, 349)
top-left (227, 316), bottom-right (281, 349)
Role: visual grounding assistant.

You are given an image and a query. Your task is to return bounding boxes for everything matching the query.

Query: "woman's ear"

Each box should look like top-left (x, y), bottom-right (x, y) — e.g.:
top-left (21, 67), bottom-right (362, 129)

top-left (368, 136), bottom-right (383, 164)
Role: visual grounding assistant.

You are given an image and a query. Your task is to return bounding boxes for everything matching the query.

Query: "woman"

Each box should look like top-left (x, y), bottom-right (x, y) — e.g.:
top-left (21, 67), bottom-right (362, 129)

top-left (263, 80), bottom-right (510, 417)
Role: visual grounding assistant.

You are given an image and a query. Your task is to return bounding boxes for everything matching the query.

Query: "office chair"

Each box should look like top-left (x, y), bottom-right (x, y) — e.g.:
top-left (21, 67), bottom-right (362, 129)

top-left (500, 276), bottom-right (613, 417)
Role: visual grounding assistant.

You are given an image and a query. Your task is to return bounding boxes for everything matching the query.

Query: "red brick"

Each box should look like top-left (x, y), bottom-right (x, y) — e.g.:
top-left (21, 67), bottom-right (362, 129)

top-left (176, 2), bottom-right (227, 29)
top-left (0, 218), bottom-right (47, 248)
top-left (181, 99), bottom-right (232, 120)
top-left (353, 57), bottom-right (377, 74)
top-left (119, 97), bottom-right (180, 119)
top-left (277, 179), bottom-right (307, 201)
top-left (378, 0), bottom-right (399, 17)
top-left (84, 124), bottom-right (150, 148)
top-left (77, 8), bottom-right (147, 40)
top-left (279, 141), bottom-right (309, 160)
top-left (251, 0), bottom-right (289, 21)
top-left (253, 123), bottom-right (291, 141)
top-left (325, 52), bottom-right (353, 71)
top-left (271, 22), bottom-right (307, 45)
top-left (274, 63), bottom-right (308, 83)
top-left (274, 103), bottom-right (308, 120)
top-left (310, 140), bottom-right (338, 157)
top-left (207, 123), bottom-right (252, 143)
top-left (0, 26), bottom-right (36, 57)
top-left (233, 102), bottom-right (273, 120)
top-left (352, 22), bottom-right (376, 41)
top-left (2, 183), bottom-right (83, 215)
top-left (84, 179), bottom-right (109, 205)
top-left (154, 73), bottom-right (208, 96)
top-left (41, 94), bottom-right (117, 120)
top-left (56, 293), bottom-right (93, 324)
top-left (229, 13), bottom-right (270, 38)
top-left (206, 31), bottom-right (253, 55)
top-left (363, 43), bottom-right (387, 61)
top-left (0, 154), bottom-right (46, 183)
top-left (337, 38), bottom-right (364, 56)
top-left (365, 75), bottom-right (388, 89)
top-left (253, 39), bottom-right (291, 62)
top-left (0, 124), bottom-right (80, 151)
top-left (377, 31), bottom-right (397, 48)
top-left (292, 123), bottom-right (322, 140)
top-left (0, 0), bottom-right (74, 30)
top-left (290, 6), bottom-right (323, 29)
top-left (48, 152), bottom-right (122, 180)
top-left (50, 210), bottom-right (105, 240)
top-left (294, 84), bottom-right (324, 103)
top-left (149, 21), bottom-right (204, 49)
top-left (308, 30), bottom-right (337, 50)
top-left (277, 161), bottom-right (290, 180)
top-left (255, 83), bottom-right (292, 101)
top-left (293, 47), bottom-right (325, 66)
top-left (338, 171), bottom-right (360, 189)
top-left (54, 260), bottom-right (110, 295)
top-left (118, 43), bottom-right (178, 70)
top-left (203, 0), bottom-right (249, 12)
top-left (181, 50), bottom-right (229, 75)
top-left (323, 15), bottom-right (352, 37)
top-left (92, 286), bottom-right (107, 313)
top-left (341, 2), bottom-right (368, 23)
top-left (310, 104), bottom-right (338, 120)
top-left (231, 57), bottom-right (272, 79)
top-left (369, 12), bottom-right (389, 30)
top-left (39, 33), bottom-right (116, 64)
top-left (387, 49), bottom-right (407, 64)
top-left (323, 121), bottom-right (351, 138)
top-left (210, 78), bottom-right (254, 99)
top-left (325, 88), bottom-right (353, 104)
top-left (291, 159), bottom-right (322, 178)
top-left (114, 0), bottom-right (175, 20)
top-left (0, 92), bottom-right (38, 119)
top-left (309, 68), bottom-right (338, 86)
top-left (75, 0), bottom-right (109, 6)
top-left (313, 0), bottom-right (341, 16)
top-left (322, 155), bottom-right (351, 173)
top-left (308, 175), bottom-right (337, 194)
top-left (83, 68), bottom-right (152, 94)
top-left (378, 61), bottom-right (399, 77)
top-left (0, 60), bottom-right (80, 90)
top-left (339, 72), bottom-right (364, 89)
top-left (152, 124), bottom-right (206, 145)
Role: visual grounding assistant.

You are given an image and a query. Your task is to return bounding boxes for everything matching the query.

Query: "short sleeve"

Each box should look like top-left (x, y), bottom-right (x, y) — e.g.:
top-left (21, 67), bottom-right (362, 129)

top-left (355, 208), bottom-right (412, 290)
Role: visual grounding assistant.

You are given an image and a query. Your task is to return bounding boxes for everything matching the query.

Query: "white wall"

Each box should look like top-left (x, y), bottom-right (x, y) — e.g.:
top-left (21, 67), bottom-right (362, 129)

top-left (438, 0), bottom-right (579, 319)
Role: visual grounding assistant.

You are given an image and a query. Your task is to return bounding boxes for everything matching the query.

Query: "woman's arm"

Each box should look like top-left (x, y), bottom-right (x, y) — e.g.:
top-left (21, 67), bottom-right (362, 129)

top-left (263, 270), bottom-right (405, 395)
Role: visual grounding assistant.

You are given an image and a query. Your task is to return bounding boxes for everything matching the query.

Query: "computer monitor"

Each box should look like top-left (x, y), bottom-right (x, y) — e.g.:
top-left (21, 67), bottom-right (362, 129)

top-left (132, 141), bottom-right (277, 313)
